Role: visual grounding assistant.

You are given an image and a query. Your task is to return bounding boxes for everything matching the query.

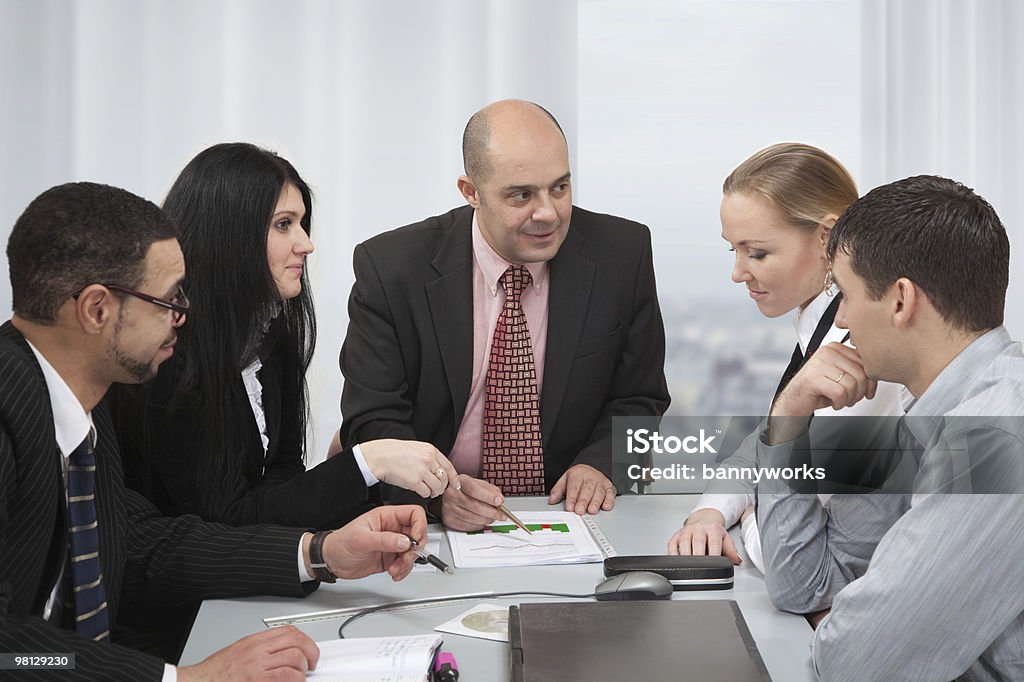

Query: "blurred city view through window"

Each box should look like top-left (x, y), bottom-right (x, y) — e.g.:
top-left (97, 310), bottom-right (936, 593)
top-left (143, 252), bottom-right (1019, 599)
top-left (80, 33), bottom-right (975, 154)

top-left (577, 0), bottom-right (859, 419)
top-left (663, 296), bottom-right (792, 417)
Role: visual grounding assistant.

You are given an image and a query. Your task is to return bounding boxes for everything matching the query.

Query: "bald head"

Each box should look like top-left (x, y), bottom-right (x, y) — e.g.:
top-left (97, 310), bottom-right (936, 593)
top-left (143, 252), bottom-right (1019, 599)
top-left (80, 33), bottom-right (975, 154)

top-left (462, 99), bottom-right (566, 183)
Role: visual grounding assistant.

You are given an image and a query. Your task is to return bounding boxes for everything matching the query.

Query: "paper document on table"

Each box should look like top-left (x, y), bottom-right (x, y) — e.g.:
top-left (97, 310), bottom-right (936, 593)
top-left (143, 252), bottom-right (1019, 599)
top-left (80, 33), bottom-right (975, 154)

top-left (446, 512), bottom-right (614, 568)
top-left (307, 634), bottom-right (441, 681)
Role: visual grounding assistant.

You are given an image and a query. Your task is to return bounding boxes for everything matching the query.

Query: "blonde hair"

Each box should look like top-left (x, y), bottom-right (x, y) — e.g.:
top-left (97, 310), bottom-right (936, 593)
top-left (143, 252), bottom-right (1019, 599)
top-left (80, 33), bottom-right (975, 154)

top-left (723, 143), bottom-right (858, 231)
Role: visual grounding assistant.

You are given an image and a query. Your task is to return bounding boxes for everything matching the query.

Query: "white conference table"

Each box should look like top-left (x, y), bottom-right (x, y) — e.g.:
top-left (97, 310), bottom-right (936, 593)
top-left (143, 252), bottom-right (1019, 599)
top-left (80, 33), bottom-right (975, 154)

top-left (180, 494), bottom-right (816, 680)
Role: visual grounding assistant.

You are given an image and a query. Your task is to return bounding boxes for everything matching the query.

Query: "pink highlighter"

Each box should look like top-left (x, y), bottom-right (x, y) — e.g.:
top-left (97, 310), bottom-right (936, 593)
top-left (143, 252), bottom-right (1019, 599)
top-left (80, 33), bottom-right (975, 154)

top-left (433, 651), bottom-right (459, 681)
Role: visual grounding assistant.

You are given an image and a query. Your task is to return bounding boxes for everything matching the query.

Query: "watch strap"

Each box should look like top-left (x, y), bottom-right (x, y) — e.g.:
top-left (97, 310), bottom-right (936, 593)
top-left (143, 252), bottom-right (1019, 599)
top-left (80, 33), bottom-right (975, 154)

top-left (309, 530), bottom-right (337, 583)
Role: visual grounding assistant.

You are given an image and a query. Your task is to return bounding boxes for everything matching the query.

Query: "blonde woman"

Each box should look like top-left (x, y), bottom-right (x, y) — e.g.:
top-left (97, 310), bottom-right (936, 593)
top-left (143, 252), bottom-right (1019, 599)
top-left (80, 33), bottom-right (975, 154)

top-left (666, 143), bottom-right (906, 571)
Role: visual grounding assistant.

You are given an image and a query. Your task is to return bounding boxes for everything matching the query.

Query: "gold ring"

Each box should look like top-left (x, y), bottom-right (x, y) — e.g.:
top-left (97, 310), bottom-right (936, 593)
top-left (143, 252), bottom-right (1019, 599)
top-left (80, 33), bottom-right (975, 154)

top-left (833, 371), bottom-right (846, 383)
top-left (433, 466), bottom-right (446, 480)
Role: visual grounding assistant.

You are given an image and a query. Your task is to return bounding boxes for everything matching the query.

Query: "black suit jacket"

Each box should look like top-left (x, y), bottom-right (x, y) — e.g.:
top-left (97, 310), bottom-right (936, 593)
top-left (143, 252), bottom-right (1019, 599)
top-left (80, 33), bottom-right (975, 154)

top-left (340, 205), bottom-right (670, 492)
top-left (0, 322), bottom-right (314, 680)
top-left (109, 316), bottom-right (375, 531)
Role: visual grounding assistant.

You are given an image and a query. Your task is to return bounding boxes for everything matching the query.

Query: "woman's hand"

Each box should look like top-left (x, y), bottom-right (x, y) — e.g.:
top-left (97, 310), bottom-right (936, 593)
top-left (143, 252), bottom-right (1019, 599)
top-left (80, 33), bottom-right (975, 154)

top-left (360, 439), bottom-right (460, 498)
top-left (667, 507), bottom-right (742, 565)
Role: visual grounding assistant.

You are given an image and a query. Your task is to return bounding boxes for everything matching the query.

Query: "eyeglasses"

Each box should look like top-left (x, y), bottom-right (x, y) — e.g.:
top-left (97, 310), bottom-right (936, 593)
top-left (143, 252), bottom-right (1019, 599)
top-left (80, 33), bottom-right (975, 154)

top-left (73, 284), bottom-right (190, 324)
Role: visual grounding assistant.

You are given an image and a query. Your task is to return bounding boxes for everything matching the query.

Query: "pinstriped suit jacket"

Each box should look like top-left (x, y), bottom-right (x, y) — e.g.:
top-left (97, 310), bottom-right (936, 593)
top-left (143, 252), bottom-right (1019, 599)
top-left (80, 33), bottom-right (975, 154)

top-left (0, 321), bottom-right (315, 680)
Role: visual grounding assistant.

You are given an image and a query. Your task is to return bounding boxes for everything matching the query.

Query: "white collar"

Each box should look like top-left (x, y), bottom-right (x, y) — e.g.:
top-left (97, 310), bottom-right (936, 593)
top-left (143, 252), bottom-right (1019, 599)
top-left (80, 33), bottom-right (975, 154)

top-left (793, 285), bottom-right (839, 354)
top-left (25, 339), bottom-right (96, 458)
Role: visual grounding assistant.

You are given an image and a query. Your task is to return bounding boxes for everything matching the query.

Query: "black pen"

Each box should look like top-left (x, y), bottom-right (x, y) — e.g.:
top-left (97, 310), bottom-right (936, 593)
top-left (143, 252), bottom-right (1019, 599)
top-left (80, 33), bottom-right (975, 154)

top-left (405, 534), bottom-right (455, 575)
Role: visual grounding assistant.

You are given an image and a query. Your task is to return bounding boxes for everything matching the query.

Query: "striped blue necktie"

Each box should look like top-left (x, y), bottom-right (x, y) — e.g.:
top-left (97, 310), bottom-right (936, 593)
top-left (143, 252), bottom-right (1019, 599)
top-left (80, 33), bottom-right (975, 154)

top-left (67, 435), bottom-right (110, 641)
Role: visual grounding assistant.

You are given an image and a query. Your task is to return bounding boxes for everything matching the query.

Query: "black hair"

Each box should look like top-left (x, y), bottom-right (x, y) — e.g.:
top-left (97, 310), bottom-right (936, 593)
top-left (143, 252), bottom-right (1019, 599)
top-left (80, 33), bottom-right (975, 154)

top-left (828, 175), bottom-right (1009, 332)
top-left (117, 143), bottom-right (316, 516)
top-left (7, 182), bottom-right (177, 321)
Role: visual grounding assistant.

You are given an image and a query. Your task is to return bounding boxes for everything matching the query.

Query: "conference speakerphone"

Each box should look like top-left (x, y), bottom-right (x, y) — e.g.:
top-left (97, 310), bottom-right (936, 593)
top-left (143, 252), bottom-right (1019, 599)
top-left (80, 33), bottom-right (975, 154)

top-left (603, 555), bottom-right (735, 591)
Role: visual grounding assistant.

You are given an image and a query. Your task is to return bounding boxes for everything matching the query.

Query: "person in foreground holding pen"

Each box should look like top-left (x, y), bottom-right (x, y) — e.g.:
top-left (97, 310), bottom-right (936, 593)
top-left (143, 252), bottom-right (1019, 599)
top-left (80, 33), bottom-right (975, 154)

top-left (757, 175), bottom-right (1024, 681)
top-left (0, 181), bottom-right (427, 681)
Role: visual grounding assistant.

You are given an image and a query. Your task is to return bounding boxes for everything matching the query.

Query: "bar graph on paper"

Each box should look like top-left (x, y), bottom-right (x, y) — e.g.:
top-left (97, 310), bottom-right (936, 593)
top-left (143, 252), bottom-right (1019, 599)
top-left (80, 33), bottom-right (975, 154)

top-left (446, 512), bottom-right (615, 568)
top-left (468, 522), bottom-right (570, 534)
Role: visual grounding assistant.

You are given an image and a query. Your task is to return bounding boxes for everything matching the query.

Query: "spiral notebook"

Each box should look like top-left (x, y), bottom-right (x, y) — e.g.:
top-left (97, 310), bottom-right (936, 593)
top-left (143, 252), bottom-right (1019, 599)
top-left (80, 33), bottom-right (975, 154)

top-left (307, 634), bottom-right (441, 681)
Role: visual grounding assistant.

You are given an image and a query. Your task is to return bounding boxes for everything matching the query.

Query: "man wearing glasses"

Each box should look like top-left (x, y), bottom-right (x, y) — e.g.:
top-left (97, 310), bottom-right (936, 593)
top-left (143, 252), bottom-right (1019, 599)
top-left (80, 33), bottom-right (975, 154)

top-left (70, 283), bottom-right (189, 383)
top-left (0, 182), bottom-right (427, 681)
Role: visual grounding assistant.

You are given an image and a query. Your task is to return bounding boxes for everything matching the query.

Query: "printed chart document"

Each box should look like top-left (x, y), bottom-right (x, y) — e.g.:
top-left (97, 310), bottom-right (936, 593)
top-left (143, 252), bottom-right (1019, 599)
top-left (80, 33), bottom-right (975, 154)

top-left (446, 512), bottom-right (614, 568)
top-left (307, 634), bottom-right (441, 681)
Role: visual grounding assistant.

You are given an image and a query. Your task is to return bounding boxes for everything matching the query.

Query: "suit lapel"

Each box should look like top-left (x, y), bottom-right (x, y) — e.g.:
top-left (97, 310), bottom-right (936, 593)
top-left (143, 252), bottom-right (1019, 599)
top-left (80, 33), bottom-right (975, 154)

top-left (424, 209), bottom-right (475, 433)
top-left (0, 324), bottom-right (65, 497)
top-left (46, 444), bottom-right (67, 615)
top-left (91, 406), bottom-right (122, 622)
top-left (0, 322), bottom-right (72, 614)
top-left (541, 226), bottom-right (594, 443)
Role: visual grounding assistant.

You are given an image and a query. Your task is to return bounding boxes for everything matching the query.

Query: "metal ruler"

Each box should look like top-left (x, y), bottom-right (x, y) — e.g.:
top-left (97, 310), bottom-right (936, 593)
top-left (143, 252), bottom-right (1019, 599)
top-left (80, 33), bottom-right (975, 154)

top-left (583, 514), bottom-right (618, 558)
top-left (263, 592), bottom-right (497, 628)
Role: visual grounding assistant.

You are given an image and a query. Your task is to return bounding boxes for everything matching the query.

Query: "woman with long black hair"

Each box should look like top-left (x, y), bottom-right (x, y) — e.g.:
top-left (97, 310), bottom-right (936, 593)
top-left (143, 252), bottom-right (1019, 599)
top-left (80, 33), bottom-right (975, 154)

top-left (111, 142), bottom-right (456, 530)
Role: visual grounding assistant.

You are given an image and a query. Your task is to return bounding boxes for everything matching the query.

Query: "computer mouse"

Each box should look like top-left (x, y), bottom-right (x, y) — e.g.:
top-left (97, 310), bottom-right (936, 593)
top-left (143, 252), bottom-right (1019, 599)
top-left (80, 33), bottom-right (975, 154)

top-left (594, 571), bottom-right (673, 601)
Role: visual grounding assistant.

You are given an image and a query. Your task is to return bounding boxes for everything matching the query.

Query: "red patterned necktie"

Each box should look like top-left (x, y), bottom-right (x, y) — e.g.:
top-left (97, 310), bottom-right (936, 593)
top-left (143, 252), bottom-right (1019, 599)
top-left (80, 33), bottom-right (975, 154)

top-left (481, 265), bottom-right (545, 495)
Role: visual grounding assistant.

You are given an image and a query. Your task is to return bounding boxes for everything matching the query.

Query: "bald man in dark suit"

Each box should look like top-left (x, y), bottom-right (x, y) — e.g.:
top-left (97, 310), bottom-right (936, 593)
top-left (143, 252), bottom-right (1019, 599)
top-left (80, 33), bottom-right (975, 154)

top-left (340, 100), bottom-right (670, 530)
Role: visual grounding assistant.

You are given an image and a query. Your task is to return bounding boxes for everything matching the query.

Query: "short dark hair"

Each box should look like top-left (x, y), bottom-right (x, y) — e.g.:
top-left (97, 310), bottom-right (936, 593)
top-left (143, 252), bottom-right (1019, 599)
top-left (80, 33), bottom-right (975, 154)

top-left (462, 100), bottom-right (565, 182)
top-left (827, 175), bottom-right (1009, 332)
top-left (7, 182), bottom-right (177, 323)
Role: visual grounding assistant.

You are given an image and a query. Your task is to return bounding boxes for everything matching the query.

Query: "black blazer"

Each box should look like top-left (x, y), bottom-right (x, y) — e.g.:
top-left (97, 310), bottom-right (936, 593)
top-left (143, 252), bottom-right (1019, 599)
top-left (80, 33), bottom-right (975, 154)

top-left (0, 322), bottom-right (314, 680)
top-left (340, 205), bottom-right (670, 492)
top-left (110, 316), bottom-right (375, 530)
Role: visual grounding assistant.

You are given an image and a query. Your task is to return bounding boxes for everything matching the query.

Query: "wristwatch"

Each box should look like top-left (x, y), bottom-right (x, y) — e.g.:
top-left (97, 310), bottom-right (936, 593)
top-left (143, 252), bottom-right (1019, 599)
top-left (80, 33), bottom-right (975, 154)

top-left (309, 530), bottom-right (337, 583)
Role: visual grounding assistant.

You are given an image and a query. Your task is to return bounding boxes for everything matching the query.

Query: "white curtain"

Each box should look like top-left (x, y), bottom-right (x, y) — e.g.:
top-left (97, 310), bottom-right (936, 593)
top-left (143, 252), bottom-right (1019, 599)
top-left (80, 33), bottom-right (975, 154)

top-left (0, 0), bottom-right (577, 458)
top-left (2, 0), bottom-right (1022, 451)
top-left (861, 0), bottom-right (1024, 336)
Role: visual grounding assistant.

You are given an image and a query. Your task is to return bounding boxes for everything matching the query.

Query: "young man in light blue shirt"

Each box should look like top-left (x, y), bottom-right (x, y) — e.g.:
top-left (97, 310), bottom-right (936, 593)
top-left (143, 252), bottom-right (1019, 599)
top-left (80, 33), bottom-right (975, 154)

top-left (758, 175), bottom-right (1023, 681)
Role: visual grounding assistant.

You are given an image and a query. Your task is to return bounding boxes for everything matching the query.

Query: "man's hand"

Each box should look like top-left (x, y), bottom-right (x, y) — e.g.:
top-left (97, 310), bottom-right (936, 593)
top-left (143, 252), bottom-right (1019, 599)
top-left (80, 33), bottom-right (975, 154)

top-left (319, 505), bottom-right (427, 581)
top-left (666, 508), bottom-right (742, 565)
top-left (548, 464), bottom-right (615, 515)
top-left (767, 343), bottom-right (876, 445)
top-left (360, 439), bottom-right (459, 498)
top-left (177, 626), bottom-right (319, 681)
top-left (437, 475), bottom-right (505, 531)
